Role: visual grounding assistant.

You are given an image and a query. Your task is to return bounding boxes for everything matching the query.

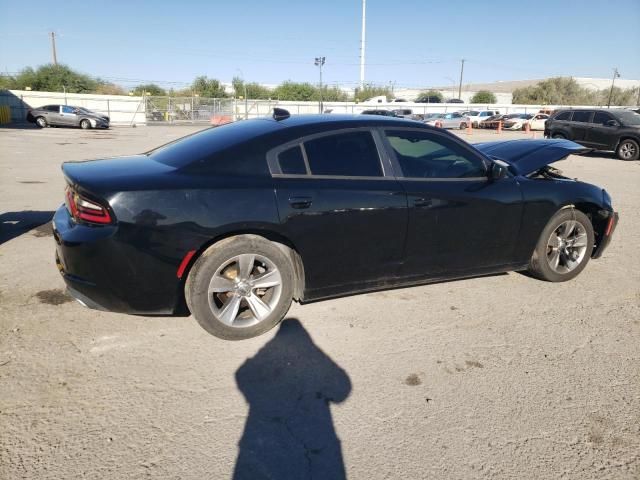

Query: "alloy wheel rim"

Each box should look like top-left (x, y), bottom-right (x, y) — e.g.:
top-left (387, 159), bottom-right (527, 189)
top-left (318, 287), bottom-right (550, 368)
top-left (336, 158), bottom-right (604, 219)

top-left (546, 220), bottom-right (588, 274)
top-left (207, 253), bottom-right (282, 328)
top-left (620, 142), bottom-right (635, 159)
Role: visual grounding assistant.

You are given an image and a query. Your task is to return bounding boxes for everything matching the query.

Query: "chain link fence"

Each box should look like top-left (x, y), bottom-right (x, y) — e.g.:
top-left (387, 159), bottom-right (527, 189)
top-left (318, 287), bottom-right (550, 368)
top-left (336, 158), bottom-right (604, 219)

top-left (144, 96), bottom-right (234, 124)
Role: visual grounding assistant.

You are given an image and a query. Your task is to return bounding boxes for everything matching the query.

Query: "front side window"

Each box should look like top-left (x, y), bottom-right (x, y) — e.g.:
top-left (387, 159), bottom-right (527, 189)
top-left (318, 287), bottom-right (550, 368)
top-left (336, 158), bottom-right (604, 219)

top-left (554, 111), bottom-right (571, 121)
top-left (593, 112), bottom-right (614, 125)
top-left (571, 111), bottom-right (592, 123)
top-left (62, 106), bottom-right (75, 114)
top-left (303, 131), bottom-right (383, 177)
top-left (385, 129), bottom-right (486, 179)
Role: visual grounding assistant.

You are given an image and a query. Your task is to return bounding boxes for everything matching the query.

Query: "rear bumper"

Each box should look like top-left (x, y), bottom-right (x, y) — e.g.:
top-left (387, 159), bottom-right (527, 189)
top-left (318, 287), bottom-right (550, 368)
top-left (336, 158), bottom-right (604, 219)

top-left (592, 211), bottom-right (619, 259)
top-left (52, 205), bottom-right (179, 315)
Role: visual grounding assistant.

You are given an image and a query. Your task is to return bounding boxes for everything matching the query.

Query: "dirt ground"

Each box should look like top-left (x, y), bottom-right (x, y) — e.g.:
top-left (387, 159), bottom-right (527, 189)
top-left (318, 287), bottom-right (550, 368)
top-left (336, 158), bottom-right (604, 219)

top-left (1, 124), bottom-right (638, 479)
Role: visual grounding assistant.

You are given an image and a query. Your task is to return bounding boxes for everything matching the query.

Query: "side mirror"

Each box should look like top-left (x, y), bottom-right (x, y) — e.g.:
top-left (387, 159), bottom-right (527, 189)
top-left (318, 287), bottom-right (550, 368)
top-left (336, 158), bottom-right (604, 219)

top-left (490, 160), bottom-right (509, 180)
top-left (606, 119), bottom-right (619, 127)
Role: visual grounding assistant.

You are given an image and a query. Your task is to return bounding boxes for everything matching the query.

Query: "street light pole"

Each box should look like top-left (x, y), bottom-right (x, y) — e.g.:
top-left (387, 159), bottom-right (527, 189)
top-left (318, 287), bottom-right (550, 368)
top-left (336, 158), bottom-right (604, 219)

top-left (359, 0), bottom-right (366, 89)
top-left (607, 68), bottom-right (620, 108)
top-left (457, 58), bottom-right (465, 100)
top-left (315, 56), bottom-right (326, 113)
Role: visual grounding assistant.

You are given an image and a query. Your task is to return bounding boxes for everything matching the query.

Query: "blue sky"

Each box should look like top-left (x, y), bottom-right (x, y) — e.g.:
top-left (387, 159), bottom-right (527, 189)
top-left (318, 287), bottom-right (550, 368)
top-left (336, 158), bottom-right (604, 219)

top-left (1, 0), bottom-right (639, 90)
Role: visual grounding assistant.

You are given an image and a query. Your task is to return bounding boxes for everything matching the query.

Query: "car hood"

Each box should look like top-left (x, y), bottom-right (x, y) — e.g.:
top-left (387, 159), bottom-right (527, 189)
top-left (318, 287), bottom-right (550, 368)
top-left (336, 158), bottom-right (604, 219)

top-left (474, 139), bottom-right (591, 175)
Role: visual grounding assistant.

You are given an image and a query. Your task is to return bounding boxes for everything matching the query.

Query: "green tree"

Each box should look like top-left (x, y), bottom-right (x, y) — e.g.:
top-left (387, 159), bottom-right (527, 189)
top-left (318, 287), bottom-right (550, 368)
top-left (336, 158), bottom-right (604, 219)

top-left (273, 81), bottom-right (317, 101)
top-left (470, 90), bottom-right (497, 103)
top-left (191, 76), bottom-right (227, 98)
top-left (414, 90), bottom-right (443, 103)
top-left (512, 77), bottom-right (596, 105)
top-left (232, 77), bottom-right (273, 99)
top-left (0, 74), bottom-right (17, 89)
top-left (132, 83), bottom-right (166, 96)
top-left (354, 84), bottom-right (393, 102)
top-left (94, 82), bottom-right (126, 95)
top-left (12, 64), bottom-right (98, 93)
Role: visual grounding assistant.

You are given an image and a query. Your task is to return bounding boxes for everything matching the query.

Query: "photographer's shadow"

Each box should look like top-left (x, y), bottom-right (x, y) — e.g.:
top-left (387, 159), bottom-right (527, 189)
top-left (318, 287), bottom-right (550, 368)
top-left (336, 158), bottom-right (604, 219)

top-left (233, 318), bottom-right (351, 480)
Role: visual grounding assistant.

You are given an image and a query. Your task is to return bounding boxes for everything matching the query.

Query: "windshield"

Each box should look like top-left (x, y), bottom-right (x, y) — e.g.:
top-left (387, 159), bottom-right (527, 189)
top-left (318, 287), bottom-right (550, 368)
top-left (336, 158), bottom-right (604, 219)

top-left (77, 107), bottom-right (96, 115)
top-left (615, 110), bottom-right (640, 126)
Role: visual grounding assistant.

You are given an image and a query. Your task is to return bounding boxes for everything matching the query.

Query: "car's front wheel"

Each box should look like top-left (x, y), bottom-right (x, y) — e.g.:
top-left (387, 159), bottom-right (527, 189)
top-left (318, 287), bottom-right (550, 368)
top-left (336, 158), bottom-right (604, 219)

top-left (35, 116), bottom-right (47, 128)
top-left (528, 209), bottom-right (594, 282)
top-left (616, 139), bottom-right (639, 161)
top-left (459, 122), bottom-right (467, 130)
top-left (551, 132), bottom-right (566, 139)
top-left (80, 119), bottom-right (92, 130)
top-left (185, 235), bottom-right (295, 340)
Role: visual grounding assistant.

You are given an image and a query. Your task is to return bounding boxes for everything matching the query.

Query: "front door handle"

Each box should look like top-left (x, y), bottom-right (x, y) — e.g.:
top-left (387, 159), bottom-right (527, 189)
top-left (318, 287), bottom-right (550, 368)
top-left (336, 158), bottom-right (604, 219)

top-left (414, 197), bottom-right (432, 208)
top-left (288, 196), bottom-right (313, 209)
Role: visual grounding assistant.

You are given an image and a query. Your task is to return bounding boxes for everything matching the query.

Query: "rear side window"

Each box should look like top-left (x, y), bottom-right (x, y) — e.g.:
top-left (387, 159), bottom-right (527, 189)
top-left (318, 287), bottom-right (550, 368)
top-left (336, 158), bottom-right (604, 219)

top-left (303, 131), bottom-right (382, 177)
top-left (278, 145), bottom-right (307, 175)
top-left (45, 105), bottom-right (59, 112)
top-left (554, 111), bottom-right (571, 121)
top-left (571, 111), bottom-right (592, 123)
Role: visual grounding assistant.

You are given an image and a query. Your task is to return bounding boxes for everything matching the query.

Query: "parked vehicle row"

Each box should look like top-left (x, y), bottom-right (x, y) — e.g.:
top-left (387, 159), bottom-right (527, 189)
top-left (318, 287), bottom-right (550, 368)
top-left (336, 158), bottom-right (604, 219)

top-left (53, 109), bottom-right (618, 340)
top-left (27, 105), bottom-right (110, 129)
top-left (545, 108), bottom-right (640, 160)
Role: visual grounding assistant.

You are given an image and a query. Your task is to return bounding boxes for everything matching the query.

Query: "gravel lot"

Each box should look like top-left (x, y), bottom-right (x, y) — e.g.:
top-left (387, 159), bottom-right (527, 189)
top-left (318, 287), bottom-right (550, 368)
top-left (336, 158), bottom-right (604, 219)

top-left (1, 124), bottom-right (638, 479)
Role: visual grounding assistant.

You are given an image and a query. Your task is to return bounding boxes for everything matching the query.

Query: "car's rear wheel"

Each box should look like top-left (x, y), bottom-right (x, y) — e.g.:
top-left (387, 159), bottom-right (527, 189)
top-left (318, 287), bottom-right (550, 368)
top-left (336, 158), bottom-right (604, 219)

top-left (616, 139), bottom-right (639, 161)
top-left (185, 235), bottom-right (295, 340)
top-left (528, 209), bottom-right (594, 282)
top-left (35, 116), bottom-right (47, 128)
top-left (459, 122), bottom-right (467, 130)
top-left (551, 132), bottom-right (566, 139)
top-left (80, 119), bottom-right (92, 130)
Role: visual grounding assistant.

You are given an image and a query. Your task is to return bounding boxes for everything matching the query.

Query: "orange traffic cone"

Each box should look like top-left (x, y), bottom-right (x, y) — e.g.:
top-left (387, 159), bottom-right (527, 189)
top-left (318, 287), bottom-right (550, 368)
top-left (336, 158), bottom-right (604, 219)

top-left (524, 122), bottom-right (531, 134)
top-left (497, 121), bottom-right (502, 134)
top-left (467, 120), bottom-right (472, 136)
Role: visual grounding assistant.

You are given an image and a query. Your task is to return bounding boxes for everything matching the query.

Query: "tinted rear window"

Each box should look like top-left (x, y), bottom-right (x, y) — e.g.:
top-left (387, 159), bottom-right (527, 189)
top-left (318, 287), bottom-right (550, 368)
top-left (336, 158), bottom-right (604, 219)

top-left (150, 120), bottom-right (281, 169)
top-left (593, 112), bottom-right (614, 125)
top-left (304, 131), bottom-right (382, 177)
top-left (278, 145), bottom-right (307, 174)
top-left (554, 111), bottom-right (571, 121)
top-left (571, 111), bottom-right (592, 123)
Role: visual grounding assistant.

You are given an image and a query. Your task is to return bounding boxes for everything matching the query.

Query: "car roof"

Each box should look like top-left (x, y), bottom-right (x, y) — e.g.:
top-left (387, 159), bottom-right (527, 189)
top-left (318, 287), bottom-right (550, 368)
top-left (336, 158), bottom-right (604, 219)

top-left (265, 113), bottom-right (425, 129)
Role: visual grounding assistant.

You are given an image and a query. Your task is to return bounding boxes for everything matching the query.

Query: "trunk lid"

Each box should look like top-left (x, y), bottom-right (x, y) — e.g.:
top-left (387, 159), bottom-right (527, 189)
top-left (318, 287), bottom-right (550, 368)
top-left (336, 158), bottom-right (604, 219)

top-left (474, 139), bottom-right (591, 175)
top-left (62, 155), bottom-right (176, 195)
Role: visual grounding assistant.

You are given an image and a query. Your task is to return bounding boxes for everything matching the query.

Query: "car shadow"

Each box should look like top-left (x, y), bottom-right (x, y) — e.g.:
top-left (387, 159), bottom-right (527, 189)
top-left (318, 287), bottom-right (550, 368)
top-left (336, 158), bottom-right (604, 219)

top-left (0, 211), bottom-right (55, 245)
top-left (233, 318), bottom-right (351, 480)
top-left (578, 151), bottom-right (620, 160)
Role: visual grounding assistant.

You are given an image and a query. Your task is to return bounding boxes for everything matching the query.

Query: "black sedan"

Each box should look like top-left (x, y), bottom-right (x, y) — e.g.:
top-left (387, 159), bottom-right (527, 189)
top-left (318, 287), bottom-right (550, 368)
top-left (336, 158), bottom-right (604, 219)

top-left (53, 110), bottom-right (619, 340)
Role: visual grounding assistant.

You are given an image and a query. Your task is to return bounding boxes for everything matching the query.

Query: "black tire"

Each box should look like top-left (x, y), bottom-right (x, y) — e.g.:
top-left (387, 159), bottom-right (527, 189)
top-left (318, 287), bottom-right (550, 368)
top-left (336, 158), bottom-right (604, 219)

top-left (459, 122), bottom-right (467, 130)
top-left (185, 235), bottom-right (295, 340)
top-left (616, 138), bottom-right (639, 161)
top-left (35, 116), bottom-right (47, 128)
top-left (528, 209), bottom-right (594, 282)
top-left (551, 132), bottom-right (566, 139)
top-left (473, 121), bottom-right (479, 128)
top-left (80, 119), bottom-right (92, 130)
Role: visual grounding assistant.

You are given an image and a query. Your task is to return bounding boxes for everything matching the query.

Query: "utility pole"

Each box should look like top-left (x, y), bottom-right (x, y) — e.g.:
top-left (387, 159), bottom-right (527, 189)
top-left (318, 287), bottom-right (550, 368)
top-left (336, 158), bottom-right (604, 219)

top-left (50, 32), bottom-right (58, 65)
top-left (457, 58), bottom-right (465, 100)
top-left (359, 0), bottom-right (366, 90)
top-left (315, 56), bottom-right (326, 113)
top-left (607, 67), bottom-right (620, 108)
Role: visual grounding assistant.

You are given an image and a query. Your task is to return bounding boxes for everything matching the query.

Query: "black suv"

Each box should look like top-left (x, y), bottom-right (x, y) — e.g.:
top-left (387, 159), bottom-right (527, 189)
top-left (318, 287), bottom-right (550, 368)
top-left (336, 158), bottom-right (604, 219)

top-left (544, 108), bottom-right (640, 160)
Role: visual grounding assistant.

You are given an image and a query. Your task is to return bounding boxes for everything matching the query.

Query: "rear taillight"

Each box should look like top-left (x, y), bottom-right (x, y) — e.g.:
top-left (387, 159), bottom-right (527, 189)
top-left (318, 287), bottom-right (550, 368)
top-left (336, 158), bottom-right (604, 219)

top-left (65, 186), bottom-right (112, 225)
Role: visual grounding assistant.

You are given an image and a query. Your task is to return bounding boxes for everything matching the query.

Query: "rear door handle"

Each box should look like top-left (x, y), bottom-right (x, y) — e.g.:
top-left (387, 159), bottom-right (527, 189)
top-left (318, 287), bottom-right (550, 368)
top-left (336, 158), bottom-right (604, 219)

top-left (288, 196), bottom-right (313, 209)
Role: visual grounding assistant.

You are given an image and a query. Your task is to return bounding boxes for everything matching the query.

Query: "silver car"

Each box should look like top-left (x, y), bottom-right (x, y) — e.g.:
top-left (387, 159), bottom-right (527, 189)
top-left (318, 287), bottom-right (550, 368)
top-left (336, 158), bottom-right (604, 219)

top-left (28, 105), bottom-right (110, 129)
top-left (424, 112), bottom-right (470, 129)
